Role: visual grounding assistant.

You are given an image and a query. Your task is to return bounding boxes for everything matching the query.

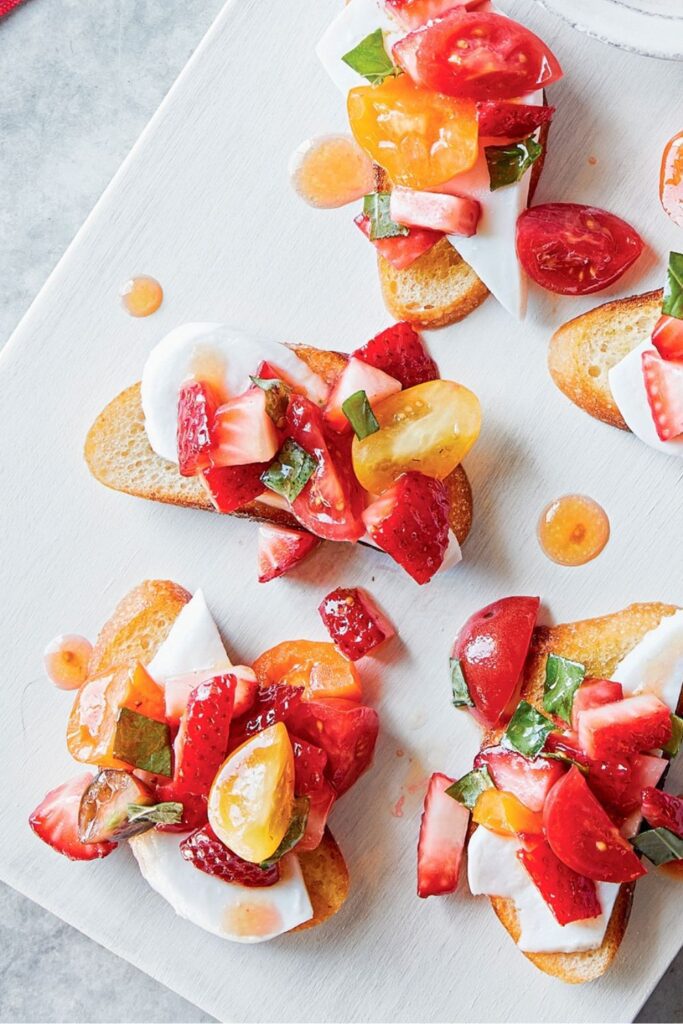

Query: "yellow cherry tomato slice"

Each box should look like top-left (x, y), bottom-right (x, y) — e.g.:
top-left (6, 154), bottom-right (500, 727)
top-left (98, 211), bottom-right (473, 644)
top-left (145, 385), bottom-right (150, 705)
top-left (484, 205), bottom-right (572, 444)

top-left (347, 75), bottom-right (478, 189)
top-left (208, 722), bottom-right (295, 864)
top-left (252, 640), bottom-right (362, 702)
top-left (352, 379), bottom-right (481, 494)
top-left (473, 788), bottom-right (543, 837)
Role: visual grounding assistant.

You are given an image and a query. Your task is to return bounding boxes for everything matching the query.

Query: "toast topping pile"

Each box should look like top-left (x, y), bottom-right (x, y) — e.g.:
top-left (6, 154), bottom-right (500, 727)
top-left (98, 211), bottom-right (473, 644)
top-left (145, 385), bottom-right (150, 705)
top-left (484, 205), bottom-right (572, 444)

top-left (30, 585), bottom-right (380, 942)
top-left (417, 597), bottom-right (683, 960)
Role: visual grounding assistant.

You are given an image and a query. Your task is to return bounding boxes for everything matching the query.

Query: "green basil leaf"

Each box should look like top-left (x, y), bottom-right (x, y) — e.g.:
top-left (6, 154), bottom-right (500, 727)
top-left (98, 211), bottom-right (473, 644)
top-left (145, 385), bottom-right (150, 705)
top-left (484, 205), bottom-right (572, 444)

top-left (662, 252), bottom-right (683, 320)
top-left (127, 802), bottom-right (183, 826)
top-left (259, 796), bottom-right (310, 869)
top-left (663, 714), bottom-right (683, 757)
top-left (449, 658), bottom-right (474, 709)
top-left (250, 376), bottom-right (290, 428)
top-left (363, 192), bottom-right (409, 241)
top-left (502, 700), bottom-right (556, 758)
top-left (541, 751), bottom-right (589, 775)
top-left (485, 136), bottom-right (543, 192)
top-left (342, 28), bottom-right (399, 85)
top-left (342, 390), bottom-right (380, 440)
top-left (261, 439), bottom-right (316, 503)
top-left (446, 767), bottom-right (493, 810)
top-left (542, 654), bottom-right (586, 724)
top-left (112, 708), bottom-right (172, 777)
top-left (632, 826), bottom-right (683, 866)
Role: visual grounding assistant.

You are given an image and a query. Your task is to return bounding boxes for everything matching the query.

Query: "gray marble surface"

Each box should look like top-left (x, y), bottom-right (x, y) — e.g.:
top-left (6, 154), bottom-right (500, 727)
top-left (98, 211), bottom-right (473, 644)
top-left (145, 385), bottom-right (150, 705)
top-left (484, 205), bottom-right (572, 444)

top-left (0, 0), bottom-right (680, 1021)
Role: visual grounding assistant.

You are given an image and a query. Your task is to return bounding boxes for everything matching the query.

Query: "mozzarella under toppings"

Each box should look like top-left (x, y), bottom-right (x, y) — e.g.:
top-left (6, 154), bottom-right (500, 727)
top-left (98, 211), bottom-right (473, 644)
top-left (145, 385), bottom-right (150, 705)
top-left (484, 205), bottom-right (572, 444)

top-left (316, 0), bottom-right (404, 94)
top-left (611, 609), bottom-right (683, 714)
top-left (608, 339), bottom-right (683, 459)
top-left (146, 589), bottom-right (231, 686)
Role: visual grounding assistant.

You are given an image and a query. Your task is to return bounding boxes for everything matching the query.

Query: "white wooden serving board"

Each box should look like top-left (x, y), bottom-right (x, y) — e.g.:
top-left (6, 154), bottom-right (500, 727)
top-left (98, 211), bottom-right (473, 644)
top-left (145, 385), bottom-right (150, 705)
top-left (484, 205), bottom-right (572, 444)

top-left (1, 1), bottom-right (682, 1021)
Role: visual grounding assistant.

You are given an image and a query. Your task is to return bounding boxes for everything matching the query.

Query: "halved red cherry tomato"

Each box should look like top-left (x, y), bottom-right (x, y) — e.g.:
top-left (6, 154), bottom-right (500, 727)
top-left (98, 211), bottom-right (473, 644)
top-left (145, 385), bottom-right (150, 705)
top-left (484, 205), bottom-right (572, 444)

top-left (393, 10), bottom-right (562, 101)
top-left (543, 767), bottom-right (646, 883)
top-left (518, 837), bottom-right (601, 926)
top-left (286, 396), bottom-right (365, 542)
top-left (285, 698), bottom-right (379, 797)
top-left (516, 204), bottom-right (644, 296)
top-left (452, 596), bottom-right (540, 727)
top-left (652, 314), bottom-right (683, 361)
top-left (660, 130), bottom-right (683, 229)
top-left (477, 100), bottom-right (555, 139)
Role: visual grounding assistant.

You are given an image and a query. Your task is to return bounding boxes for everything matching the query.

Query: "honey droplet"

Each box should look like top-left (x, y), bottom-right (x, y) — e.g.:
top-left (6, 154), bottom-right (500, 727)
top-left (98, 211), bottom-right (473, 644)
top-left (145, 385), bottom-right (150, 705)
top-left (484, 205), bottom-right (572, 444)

top-left (289, 134), bottom-right (374, 209)
top-left (537, 494), bottom-right (610, 567)
top-left (120, 276), bottom-right (163, 317)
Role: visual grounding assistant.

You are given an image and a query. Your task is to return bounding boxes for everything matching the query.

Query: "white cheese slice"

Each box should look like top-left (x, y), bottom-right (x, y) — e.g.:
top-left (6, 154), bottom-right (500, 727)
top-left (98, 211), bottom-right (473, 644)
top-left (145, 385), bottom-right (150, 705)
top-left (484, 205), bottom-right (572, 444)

top-left (129, 830), bottom-right (313, 942)
top-left (146, 589), bottom-right (231, 686)
top-left (467, 827), bottom-right (620, 954)
top-left (611, 608), bottom-right (683, 713)
top-left (608, 339), bottom-right (683, 459)
top-left (316, 0), bottom-right (404, 94)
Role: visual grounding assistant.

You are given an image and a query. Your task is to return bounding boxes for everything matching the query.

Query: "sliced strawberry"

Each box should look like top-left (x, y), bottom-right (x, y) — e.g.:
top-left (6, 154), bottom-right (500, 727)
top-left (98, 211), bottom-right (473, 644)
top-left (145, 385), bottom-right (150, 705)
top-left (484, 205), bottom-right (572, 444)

top-left (324, 357), bottom-right (401, 433)
top-left (212, 388), bottom-right (279, 467)
top-left (651, 314), bottom-right (683, 362)
top-left (354, 212), bottom-right (442, 270)
top-left (390, 187), bottom-right (481, 236)
top-left (642, 787), bottom-right (683, 838)
top-left (518, 837), bottom-right (601, 925)
top-left (473, 745), bottom-right (565, 813)
top-left (292, 735), bottom-right (329, 794)
top-left (257, 523), bottom-right (319, 583)
top-left (385, 0), bottom-right (484, 30)
top-left (354, 322), bottom-right (439, 389)
top-left (587, 753), bottom-right (667, 815)
top-left (177, 380), bottom-right (218, 477)
top-left (29, 774), bottom-right (116, 861)
top-left (231, 665), bottom-right (259, 717)
top-left (229, 683), bottom-right (303, 751)
top-left (362, 472), bottom-right (450, 584)
top-left (297, 780), bottom-right (336, 852)
top-left (641, 349), bottom-right (683, 441)
top-left (477, 100), bottom-right (555, 139)
top-left (318, 587), bottom-right (395, 661)
top-left (417, 772), bottom-right (469, 897)
top-left (571, 678), bottom-right (624, 732)
top-left (179, 824), bottom-right (280, 886)
top-left (285, 698), bottom-right (379, 797)
top-left (577, 693), bottom-right (672, 760)
top-left (200, 463), bottom-right (270, 513)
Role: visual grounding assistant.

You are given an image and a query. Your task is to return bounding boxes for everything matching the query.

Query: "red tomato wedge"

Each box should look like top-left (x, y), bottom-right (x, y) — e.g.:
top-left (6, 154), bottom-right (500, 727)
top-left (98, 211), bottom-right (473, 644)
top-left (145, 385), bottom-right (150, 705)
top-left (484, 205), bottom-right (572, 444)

top-left (577, 693), bottom-right (672, 760)
top-left (652, 314), bottom-right (683, 362)
top-left (587, 753), bottom-right (667, 816)
top-left (452, 596), bottom-right (540, 727)
top-left (544, 767), bottom-right (646, 883)
top-left (660, 130), bottom-right (683, 229)
top-left (518, 837), bottom-right (601, 925)
top-left (393, 10), bottom-right (562, 101)
top-left (285, 698), bottom-right (379, 797)
top-left (477, 100), bottom-right (555, 139)
top-left (516, 204), bottom-right (644, 296)
top-left (354, 212), bottom-right (443, 270)
top-left (571, 679), bottom-right (624, 732)
top-left (385, 0), bottom-right (484, 31)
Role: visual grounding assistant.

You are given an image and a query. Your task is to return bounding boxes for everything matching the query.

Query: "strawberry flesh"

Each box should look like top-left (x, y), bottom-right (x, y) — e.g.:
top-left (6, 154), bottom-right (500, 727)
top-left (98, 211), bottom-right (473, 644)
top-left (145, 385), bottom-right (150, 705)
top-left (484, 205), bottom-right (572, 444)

top-left (29, 773), bottom-right (116, 861)
top-left (318, 587), bottom-right (395, 660)
top-left (201, 463), bottom-right (270, 514)
top-left (571, 678), bottom-right (624, 732)
top-left (354, 322), bottom-right (439, 389)
top-left (180, 824), bottom-right (280, 886)
top-left (641, 787), bottom-right (683, 838)
top-left (229, 683), bottom-right (303, 751)
top-left (577, 693), bottom-right (672, 760)
top-left (518, 837), bottom-right (601, 925)
top-left (474, 745), bottom-right (565, 813)
top-left (285, 698), bottom-right (379, 797)
top-left (362, 472), bottom-right (450, 584)
top-left (417, 772), bottom-right (469, 897)
top-left (641, 349), bottom-right (683, 441)
top-left (291, 735), bottom-right (329, 795)
top-left (354, 213), bottom-right (442, 270)
top-left (257, 523), bottom-right (319, 583)
top-left (177, 381), bottom-right (217, 477)
top-left (298, 780), bottom-right (336, 852)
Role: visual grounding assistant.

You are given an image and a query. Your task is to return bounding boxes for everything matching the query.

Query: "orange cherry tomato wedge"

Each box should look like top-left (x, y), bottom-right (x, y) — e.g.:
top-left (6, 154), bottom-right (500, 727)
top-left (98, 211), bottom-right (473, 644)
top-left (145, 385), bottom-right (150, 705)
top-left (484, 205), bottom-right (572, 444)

top-left (660, 130), bottom-right (683, 229)
top-left (252, 640), bottom-right (362, 702)
top-left (347, 75), bottom-right (478, 189)
top-left (472, 788), bottom-right (544, 836)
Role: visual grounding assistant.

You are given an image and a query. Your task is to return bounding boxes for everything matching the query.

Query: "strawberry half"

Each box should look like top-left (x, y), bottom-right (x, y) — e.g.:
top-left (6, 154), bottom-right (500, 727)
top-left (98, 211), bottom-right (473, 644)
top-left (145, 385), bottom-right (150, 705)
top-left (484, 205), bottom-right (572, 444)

top-left (212, 389), bottom-right (279, 467)
top-left (318, 587), bottom-right (395, 661)
top-left (180, 824), bottom-right (280, 886)
top-left (354, 322), bottom-right (439, 389)
top-left (29, 773), bottom-right (116, 861)
top-left (354, 213), bottom-right (442, 271)
top-left (641, 349), bottom-right (683, 441)
top-left (362, 472), bottom-right (450, 584)
top-left (291, 734), bottom-right (328, 795)
top-left (641, 787), bottom-right (683, 838)
top-left (177, 380), bottom-right (217, 477)
top-left (651, 314), bottom-right (683, 362)
top-left (417, 773), bottom-right (469, 897)
top-left (200, 463), bottom-right (270, 513)
top-left (257, 523), bottom-right (319, 583)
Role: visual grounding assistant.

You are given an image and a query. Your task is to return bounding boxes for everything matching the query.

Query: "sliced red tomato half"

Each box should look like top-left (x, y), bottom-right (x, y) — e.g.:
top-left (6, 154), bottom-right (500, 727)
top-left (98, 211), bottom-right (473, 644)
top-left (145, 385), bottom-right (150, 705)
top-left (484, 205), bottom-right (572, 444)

top-left (477, 100), bottom-right (555, 139)
top-left (543, 767), bottom-right (646, 883)
top-left (285, 698), bottom-right (379, 797)
top-left (452, 596), bottom-right (540, 727)
top-left (516, 203), bottom-right (644, 296)
top-left (393, 10), bottom-right (562, 101)
top-left (518, 837), bottom-right (601, 926)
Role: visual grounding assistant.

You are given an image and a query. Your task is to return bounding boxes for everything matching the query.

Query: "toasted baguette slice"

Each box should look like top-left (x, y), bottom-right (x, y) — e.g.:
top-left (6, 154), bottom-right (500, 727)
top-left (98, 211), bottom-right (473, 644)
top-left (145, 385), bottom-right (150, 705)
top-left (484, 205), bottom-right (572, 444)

top-left (548, 289), bottom-right (663, 431)
top-left (88, 578), bottom-right (349, 932)
top-left (485, 600), bottom-right (678, 983)
top-left (84, 345), bottom-right (474, 546)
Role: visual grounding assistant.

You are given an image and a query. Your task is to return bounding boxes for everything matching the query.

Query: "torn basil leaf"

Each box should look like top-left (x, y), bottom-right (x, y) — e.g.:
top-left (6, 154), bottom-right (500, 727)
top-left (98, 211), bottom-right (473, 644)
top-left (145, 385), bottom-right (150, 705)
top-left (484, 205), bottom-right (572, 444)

top-left (261, 440), bottom-right (316, 503)
top-left (342, 390), bottom-right (380, 440)
top-left (449, 658), bottom-right (474, 709)
top-left (502, 700), bottom-right (555, 758)
top-left (363, 192), bottom-right (409, 241)
top-left (663, 714), bottom-right (683, 758)
top-left (632, 826), bottom-right (683, 866)
top-left (542, 654), bottom-right (586, 724)
top-left (112, 708), bottom-right (172, 777)
top-left (259, 796), bottom-right (310, 869)
top-left (446, 767), bottom-right (493, 810)
top-left (662, 251), bottom-right (683, 320)
top-left (342, 28), bottom-right (399, 85)
top-left (485, 136), bottom-right (543, 191)
top-left (127, 802), bottom-right (183, 826)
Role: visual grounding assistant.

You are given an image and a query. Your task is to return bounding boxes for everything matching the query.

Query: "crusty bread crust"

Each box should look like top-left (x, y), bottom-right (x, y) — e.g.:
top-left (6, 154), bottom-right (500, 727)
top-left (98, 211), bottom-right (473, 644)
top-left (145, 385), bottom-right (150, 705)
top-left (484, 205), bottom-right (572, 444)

top-left (483, 601), bottom-right (678, 983)
top-left (89, 579), bottom-right (350, 932)
top-left (84, 345), bottom-right (474, 545)
top-left (548, 289), bottom-right (663, 431)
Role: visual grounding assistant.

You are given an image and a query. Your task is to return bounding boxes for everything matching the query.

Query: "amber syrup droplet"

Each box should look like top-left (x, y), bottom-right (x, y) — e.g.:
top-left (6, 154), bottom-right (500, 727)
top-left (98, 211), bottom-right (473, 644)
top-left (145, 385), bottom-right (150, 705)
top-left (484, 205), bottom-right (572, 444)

top-left (120, 276), bottom-right (163, 317)
top-left (537, 494), bottom-right (610, 567)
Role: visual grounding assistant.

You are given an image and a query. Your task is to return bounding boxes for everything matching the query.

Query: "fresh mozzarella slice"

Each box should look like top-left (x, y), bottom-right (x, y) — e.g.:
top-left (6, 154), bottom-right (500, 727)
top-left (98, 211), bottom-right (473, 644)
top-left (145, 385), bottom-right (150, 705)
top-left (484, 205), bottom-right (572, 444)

top-left (316, 0), bottom-right (404, 94)
top-left (467, 827), bottom-right (620, 954)
top-left (611, 609), bottom-right (683, 713)
top-left (129, 830), bottom-right (313, 942)
top-left (141, 322), bottom-right (328, 464)
top-left (146, 589), bottom-right (231, 686)
top-left (608, 339), bottom-right (683, 459)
